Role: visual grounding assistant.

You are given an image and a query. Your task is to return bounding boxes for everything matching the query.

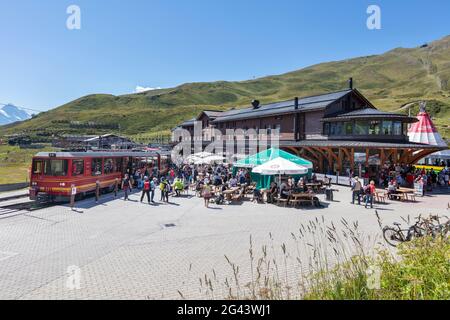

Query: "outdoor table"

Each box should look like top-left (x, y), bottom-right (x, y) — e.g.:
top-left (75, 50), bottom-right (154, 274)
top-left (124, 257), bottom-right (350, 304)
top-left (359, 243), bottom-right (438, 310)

top-left (290, 193), bottom-right (316, 207)
top-left (223, 189), bottom-right (239, 201)
top-left (385, 188), bottom-right (410, 201)
top-left (306, 183), bottom-right (322, 192)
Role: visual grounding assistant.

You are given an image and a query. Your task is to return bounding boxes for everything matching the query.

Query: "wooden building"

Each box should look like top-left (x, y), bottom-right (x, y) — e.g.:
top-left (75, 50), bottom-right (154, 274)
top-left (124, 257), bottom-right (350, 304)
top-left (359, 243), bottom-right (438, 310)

top-left (173, 83), bottom-right (445, 177)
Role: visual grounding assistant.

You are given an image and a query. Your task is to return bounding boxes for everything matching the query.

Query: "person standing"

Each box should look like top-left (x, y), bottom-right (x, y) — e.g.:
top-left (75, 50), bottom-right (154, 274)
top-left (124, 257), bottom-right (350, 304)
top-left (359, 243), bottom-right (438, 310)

top-left (351, 177), bottom-right (362, 205)
top-left (364, 180), bottom-right (376, 209)
top-left (140, 177), bottom-right (151, 203)
top-left (150, 177), bottom-right (157, 203)
top-left (202, 182), bottom-right (213, 208)
top-left (122, 174), bottom-right (132, 201)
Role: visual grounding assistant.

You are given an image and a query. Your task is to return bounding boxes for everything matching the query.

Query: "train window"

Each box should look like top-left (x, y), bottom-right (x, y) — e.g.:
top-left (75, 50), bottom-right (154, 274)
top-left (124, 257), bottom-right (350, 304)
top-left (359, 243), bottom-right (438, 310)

top-left (115, 158), bottom-right (123, 173)
top-left (104, 158), bottom-right (114, 174)
top-left (44, 160), bottom-right (68, 176)
top-left (32, 160), bottom-right (44, 174)
top-left (72, 160), bottom-right (84, 176)
top-left (91, 158), bottom-right (103, 176)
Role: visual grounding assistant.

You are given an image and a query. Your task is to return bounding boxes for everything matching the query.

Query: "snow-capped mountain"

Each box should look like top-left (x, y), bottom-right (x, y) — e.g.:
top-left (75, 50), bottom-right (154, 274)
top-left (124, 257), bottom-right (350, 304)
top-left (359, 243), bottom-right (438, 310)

top-left (0, 104), bottom-right (32, 125)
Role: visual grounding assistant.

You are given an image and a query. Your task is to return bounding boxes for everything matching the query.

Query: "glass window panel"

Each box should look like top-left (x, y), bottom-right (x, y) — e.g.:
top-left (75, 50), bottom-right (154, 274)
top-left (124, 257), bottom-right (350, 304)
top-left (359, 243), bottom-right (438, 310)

top-left (72, 160), bottom-right (84, 176)
top-left (381, 121), bottom-right (393, 135)
top-left (344, 122), bottom-right (353, 135)
top-left (91, 158), bottom-right (103, 176)
top-left (369, 120), bottom-right (381, 135)
top-left (104, 158), bottom-right (114, 174)
top-left (393, 122), bottom-right (402, 135)
top-left (44, 160), bottom-right (68, 176)
top-left (355, 121), bottom-right (368, 135)
top-left (32, 160), bottom-right (44, 174)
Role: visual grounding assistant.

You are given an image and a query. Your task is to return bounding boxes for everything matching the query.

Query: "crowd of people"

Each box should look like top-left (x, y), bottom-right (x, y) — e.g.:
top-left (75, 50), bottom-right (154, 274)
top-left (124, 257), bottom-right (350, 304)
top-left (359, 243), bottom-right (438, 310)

top-left (349, 164), bottom-right (450, 209)
top-left (115, 160), bottom-right (449, 209)
top-left (120, 162), bottom-right (329, 208)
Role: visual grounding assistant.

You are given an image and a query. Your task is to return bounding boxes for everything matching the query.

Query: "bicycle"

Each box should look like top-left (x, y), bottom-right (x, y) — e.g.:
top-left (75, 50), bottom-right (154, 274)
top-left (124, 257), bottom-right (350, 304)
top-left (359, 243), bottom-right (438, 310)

top-left (382, 219), bottom-right (427, 247)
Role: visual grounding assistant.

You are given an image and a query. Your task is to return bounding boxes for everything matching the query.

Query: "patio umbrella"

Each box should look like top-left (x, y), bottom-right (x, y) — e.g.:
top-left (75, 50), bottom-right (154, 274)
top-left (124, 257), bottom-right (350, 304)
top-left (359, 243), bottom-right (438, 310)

top-left (252, 157), bottom-right (308, 175)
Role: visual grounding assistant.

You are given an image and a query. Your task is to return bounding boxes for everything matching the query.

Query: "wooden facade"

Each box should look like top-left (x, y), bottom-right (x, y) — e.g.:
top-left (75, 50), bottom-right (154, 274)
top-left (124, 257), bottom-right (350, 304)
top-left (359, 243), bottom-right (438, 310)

top-left (173, 87), bottom-right (444, 177)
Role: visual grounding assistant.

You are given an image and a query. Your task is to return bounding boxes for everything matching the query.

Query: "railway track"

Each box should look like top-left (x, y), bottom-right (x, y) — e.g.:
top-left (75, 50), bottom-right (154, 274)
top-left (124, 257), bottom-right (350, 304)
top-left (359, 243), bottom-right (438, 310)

top-left (0, 200), bottom-right (53, 219)
top-left (0, 192), bottom-right (29, 203)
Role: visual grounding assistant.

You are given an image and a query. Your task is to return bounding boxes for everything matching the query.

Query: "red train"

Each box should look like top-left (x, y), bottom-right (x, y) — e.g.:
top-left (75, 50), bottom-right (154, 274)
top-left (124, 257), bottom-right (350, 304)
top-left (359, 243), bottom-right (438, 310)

top-left (29, 151), bottom-right (170, 202)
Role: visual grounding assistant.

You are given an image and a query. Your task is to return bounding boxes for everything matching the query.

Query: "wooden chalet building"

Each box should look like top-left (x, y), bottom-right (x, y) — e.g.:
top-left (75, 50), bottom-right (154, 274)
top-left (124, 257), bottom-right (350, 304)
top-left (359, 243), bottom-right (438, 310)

top-left (173, 82), bottom-right (445, 177)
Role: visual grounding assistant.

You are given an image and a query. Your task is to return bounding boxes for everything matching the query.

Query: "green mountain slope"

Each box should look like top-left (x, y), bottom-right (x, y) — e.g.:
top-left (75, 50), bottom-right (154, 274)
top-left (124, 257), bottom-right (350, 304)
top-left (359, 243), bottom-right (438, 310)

top-left (1, 35), bottom-right (449, 142)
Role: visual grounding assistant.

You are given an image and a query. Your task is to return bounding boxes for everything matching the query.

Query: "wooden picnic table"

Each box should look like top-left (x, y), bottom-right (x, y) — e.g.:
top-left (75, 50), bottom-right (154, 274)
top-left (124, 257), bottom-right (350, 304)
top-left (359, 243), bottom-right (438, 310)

top-left (385, 188), bottom-right (414, 201)
top-left (222, 188), bottom-right (240, 201)
top-left (290, 193), bottom-right (317, 207)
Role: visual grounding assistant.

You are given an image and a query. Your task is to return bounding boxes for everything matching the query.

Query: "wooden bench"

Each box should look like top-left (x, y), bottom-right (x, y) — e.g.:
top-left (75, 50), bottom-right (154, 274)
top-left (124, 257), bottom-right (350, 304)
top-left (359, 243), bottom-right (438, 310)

top-left (275, 197), bottom-right (289, 207)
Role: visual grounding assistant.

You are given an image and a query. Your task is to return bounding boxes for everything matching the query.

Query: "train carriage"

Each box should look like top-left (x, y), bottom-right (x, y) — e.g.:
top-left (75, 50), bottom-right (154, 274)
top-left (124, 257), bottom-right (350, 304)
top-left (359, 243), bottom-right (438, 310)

top-left (29, 151), bottom-right (170, 202)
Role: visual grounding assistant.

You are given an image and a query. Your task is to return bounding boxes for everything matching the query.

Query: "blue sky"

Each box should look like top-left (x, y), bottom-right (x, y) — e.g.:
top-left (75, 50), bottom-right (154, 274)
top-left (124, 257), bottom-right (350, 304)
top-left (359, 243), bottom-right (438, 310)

top-left (1, 0), bottom-right (449, 112)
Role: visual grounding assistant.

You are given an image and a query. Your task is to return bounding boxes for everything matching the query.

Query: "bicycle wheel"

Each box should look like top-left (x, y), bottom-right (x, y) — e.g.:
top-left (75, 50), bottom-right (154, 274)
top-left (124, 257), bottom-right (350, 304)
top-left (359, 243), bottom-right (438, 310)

top-left (383, 227), bottom-right (403, 247)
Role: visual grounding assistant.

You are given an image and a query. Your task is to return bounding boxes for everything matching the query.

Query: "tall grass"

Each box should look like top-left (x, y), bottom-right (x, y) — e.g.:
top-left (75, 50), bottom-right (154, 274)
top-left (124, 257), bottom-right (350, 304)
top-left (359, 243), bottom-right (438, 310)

top-left (182, 215), bottom-right (449, 300)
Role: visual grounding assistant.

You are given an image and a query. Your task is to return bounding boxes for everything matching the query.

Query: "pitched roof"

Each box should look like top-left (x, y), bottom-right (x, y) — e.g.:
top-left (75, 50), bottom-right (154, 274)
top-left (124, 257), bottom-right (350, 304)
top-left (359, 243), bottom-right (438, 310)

top-left (212, 89), bottom-right (353, 123)
top-left (408, 111), bottom-right (447, 147)
top-left (179, 118), bottom-right (196, 127)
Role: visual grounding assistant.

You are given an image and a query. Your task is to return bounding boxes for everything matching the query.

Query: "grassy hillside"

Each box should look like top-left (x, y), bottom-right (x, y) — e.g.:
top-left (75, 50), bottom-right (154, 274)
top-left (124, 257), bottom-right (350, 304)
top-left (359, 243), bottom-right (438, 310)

top-left (1, 35), bottom-right (449, 142)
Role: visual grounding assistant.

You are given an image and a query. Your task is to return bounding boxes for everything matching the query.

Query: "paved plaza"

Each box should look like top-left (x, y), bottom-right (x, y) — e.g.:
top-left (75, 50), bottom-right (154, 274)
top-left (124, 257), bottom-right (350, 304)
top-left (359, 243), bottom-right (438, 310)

top-left (0, 186), bottom-right (448, 300)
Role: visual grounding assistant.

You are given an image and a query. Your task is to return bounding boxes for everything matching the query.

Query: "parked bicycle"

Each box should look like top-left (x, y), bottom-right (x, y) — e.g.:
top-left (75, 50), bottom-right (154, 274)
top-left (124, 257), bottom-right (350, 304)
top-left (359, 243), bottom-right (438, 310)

top-left (383, 215), bottom-right (449, 247)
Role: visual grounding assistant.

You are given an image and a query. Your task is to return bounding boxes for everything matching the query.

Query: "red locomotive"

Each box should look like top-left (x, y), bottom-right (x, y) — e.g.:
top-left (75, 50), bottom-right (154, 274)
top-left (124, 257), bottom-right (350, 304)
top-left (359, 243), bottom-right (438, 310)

top-left (29, 151), bottom-right (170, 202)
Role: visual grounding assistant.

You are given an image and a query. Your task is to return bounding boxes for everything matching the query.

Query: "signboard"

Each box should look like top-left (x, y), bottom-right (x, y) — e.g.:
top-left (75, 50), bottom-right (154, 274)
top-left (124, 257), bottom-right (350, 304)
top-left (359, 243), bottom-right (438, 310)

top-left (414, 183), bottom-right (423, 196)
top-left (354, 153), bottom-right (366, 164)
top-left (71, 186), bottom-right (77, 196)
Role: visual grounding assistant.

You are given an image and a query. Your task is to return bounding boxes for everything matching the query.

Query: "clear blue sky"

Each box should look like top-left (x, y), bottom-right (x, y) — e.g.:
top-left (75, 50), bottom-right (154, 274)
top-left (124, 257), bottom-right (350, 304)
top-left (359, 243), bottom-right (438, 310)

top-left (1, 0), bottom-right (449, 112)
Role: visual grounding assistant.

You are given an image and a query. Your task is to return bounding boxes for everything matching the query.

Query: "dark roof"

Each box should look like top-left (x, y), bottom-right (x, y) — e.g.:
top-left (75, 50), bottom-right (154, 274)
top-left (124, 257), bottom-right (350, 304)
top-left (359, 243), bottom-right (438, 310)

top-left (202, 111), bottom-right (223, 118)
top-left (212, 89), bottom-right (353, 123)
top-left (34, 151), bottom-right (160, 158)
top-left (281, 140), bottom-right (444, 150)
top-left (180, 118), bottom-right (196, 127)
top-left (323, 108), bottom-right (417, 123)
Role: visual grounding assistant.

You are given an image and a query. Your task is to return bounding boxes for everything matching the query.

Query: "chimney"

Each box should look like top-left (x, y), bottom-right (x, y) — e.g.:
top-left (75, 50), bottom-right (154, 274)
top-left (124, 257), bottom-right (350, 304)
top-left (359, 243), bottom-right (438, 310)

top-left (251, 100), bottom-right (260, 109)
top-left (349, 77), bottom-right (353, 90)
top-left (294, 97), bottom-right (299, 110)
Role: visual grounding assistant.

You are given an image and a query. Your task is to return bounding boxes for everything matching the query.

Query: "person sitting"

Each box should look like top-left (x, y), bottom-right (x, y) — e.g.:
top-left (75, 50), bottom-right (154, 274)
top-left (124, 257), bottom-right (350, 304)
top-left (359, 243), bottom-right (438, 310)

top-left (279, 181), bottom-right (290, 200)
top-left (229, 176), bottom-right (238, 188)
top-left (252, 188), bottom-right (263, 203)
top-left (387, 180), bottom-right (398, 200)
top-left (267, 182), bottom-right (278, 204)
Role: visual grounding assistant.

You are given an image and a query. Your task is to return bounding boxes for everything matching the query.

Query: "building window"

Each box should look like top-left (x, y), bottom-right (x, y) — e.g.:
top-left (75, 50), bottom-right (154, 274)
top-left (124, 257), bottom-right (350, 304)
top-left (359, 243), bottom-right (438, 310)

top-left (369, 121), bottom-right (381, 135)
top-left (72, 160), bottom-right (84, 176)
top-left (402, 123), bottom-right (409, 136)
top-left (381, 121), bottom-right (393, 135)
top-left (393, 121), bottom-right (402, 135)
top-left (324, 123), bottom-right (330, 135)
top-left (344, 122), bottom-right (353, 135)
top-left (91, 158), bottom-right (103, 176)
top-left (354, 121), bottom-right (368, 135)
